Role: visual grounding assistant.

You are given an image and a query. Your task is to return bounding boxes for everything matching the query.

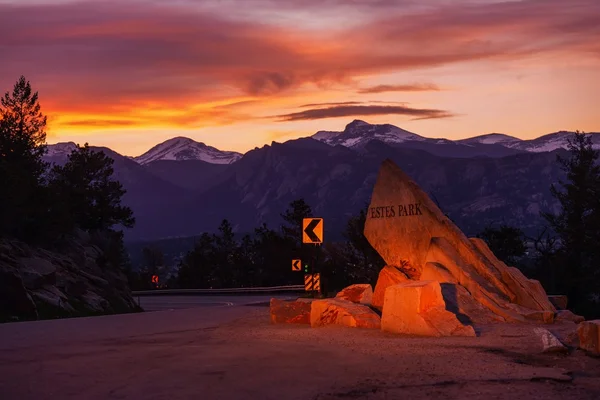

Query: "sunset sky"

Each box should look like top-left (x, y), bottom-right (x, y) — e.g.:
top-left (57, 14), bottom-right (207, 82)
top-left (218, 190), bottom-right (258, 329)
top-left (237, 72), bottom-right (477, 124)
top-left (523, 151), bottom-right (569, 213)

top-left (1, 0), bottom-right (599, 156)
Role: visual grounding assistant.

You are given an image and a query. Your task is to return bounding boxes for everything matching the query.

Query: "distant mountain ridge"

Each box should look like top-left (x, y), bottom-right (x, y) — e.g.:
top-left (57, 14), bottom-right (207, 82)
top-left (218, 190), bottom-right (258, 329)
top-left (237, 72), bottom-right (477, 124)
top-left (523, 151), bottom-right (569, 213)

top-left (47, 121), bottom-right (600, 166)
top-left (42, 120), bottom-right (600, 242)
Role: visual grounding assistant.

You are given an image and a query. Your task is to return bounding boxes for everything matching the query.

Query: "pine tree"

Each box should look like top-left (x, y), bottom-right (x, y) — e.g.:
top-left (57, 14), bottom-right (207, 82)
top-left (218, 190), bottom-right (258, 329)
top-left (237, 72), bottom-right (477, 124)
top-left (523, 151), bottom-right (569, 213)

top-left (48, 143), bottom-right (135, 232)
top-left (542, 131), bottom-right (600, 315)
top-left (0, 76), bottom-right (48, 240)
top-left (281, 199), bottom-right (312, 242)
top-left (477, 224), bottom-right (527, 267)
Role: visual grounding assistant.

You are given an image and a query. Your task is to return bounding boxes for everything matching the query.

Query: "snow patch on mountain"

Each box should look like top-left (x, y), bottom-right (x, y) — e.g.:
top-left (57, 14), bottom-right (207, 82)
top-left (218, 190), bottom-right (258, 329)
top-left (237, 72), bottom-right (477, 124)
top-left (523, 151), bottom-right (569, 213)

top-left (46, 142), bottom-right (77, 157)
top-left (507, 131), bottom-right (600, 152)
top-left (312, 119), bottom-right (426, 148)
top-left (134, 137), bottom-right (243, 165)
top-left (458, 133), bottom-right (522, 146)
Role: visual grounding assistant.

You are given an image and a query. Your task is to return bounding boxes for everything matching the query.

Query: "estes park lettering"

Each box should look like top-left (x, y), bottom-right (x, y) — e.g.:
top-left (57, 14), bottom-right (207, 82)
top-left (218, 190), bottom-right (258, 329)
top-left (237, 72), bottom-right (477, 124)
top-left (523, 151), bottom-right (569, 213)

top-left (369, 203), bottom-right (423, 219)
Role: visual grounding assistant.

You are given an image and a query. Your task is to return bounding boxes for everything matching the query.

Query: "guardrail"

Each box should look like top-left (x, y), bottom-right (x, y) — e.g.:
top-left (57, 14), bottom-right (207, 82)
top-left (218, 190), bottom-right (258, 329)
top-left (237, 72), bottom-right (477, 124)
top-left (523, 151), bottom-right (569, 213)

top-left (132, 285), bottom-right (305, 296)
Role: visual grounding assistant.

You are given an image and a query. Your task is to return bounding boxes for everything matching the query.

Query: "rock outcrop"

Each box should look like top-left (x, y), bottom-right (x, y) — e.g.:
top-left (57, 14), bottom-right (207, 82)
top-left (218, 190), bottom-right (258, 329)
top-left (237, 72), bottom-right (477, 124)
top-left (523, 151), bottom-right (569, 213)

top-left (270, 298), bottom-right (311, 325)
top-left (364, 159), bottom-right (556, 329)
top-left (381, 281), bottom-right (475, 337)
top-left (311, 298), bottom-right (381, 329)
top-left (335, 284), bottom-right (373, 306)
top-left (577, 320), bottom-right (600, 355)
top-left (0, 231), bottom-right (141, 322)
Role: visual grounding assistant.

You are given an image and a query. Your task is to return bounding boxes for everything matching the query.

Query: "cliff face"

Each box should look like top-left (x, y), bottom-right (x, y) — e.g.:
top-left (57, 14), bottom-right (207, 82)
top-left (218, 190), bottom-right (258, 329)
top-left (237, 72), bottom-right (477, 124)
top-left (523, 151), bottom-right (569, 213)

top-left (0, 231), bottom-right (141, 322)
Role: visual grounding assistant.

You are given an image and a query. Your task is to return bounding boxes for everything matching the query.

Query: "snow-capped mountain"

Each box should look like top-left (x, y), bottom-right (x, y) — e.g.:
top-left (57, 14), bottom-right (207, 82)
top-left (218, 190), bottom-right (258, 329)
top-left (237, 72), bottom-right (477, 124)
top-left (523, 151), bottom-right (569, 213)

top-left (45, 141), bottom-right (77, 157)
top-left (134, 137), bottom-right (242, 165)
top-left (312, 120), bottom-right (524, 158)
top-left (506, 131), bottom-right (600, 152)
top-left (458, 133), bottom-right (522, 146)
top-left (314, 119), bottom-right (427, 148)
top-left (312, 120), bottom-right (600, 156)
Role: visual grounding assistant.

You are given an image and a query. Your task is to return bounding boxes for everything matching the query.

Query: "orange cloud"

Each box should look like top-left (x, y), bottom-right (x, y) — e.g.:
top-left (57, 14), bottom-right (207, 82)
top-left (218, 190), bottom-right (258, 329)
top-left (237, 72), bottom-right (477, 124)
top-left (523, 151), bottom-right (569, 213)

top-left (0, 0), bottom-right (598, 133)
top-left (358, 83), bottom-right (440, 94)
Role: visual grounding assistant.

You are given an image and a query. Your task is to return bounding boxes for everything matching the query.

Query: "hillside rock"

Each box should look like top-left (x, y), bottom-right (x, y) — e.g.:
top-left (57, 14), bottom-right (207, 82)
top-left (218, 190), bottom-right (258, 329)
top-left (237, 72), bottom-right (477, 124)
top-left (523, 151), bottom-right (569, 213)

top-left (364, 159), bottom-right (555, 323)
top-left (0, 233), bottom-right (141, 322)
top-left (310, 298), bottom-right (381, 329)
top-left (335, 284), bottom-right (373, 305)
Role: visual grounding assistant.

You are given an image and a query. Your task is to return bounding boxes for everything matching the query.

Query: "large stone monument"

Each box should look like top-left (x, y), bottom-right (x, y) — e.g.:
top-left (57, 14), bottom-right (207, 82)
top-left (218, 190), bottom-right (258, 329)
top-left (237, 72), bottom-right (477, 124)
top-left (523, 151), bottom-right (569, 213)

top-left (364, 159), bottom-right (557, 334)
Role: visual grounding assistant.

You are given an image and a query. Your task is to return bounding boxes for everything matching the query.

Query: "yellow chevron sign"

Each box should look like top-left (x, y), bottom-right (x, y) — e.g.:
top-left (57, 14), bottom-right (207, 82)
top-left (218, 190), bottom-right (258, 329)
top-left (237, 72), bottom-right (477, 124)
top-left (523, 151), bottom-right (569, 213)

top-left (292, 259), bottom-right (302, 271)
top-left (302, 218), bottom-right (323, 244)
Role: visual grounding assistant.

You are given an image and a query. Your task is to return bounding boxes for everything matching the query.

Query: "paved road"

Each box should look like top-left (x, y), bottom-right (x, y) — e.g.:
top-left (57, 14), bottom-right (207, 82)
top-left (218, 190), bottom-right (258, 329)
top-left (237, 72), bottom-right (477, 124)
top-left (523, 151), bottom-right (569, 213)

top-left (0, 295), bottom-right (289, 351)
top-left (137, 294), bottom-right (291, 311)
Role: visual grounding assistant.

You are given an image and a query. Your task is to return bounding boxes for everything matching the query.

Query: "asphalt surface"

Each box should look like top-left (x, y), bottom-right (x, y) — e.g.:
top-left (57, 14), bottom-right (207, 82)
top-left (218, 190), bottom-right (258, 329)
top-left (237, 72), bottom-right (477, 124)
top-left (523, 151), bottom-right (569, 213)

top-left (137, 294), bottom-right (292, 311)
top-left (1, 300), bottom-right (600, 400)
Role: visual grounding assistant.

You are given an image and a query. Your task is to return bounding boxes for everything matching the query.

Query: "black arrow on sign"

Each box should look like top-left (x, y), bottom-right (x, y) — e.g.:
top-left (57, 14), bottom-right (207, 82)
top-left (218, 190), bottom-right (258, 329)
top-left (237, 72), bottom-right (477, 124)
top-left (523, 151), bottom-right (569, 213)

top-left (293, 260), bottom-right (300, 270)
top-left (304, 219), bottom-right (321, 242)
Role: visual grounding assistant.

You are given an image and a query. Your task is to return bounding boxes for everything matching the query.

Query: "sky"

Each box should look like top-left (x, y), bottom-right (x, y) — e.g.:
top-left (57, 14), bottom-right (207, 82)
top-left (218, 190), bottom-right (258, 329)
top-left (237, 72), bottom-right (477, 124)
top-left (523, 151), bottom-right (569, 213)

top-left (1, 0), bottom-right (599, 156)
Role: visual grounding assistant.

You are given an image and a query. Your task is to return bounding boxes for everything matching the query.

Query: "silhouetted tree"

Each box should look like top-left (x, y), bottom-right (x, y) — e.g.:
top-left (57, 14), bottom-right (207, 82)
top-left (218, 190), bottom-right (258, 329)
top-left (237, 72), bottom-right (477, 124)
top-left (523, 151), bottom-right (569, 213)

top-left (48, 143), bottom-right (135, 233)
top-left (0, 76), bottom-right (48, 240)
top-left (281, 198), bottom-right (313, 246)
top-left (212, 219), bottom-right (239, 287)
top-left (477, 224), bottom-right (527, 267)
top-left (341, 207), bottom-right (385, 284)
top-left (178, 233), bottom-right (216, 288)
top-left (541, 131), bottom-right (600, 317)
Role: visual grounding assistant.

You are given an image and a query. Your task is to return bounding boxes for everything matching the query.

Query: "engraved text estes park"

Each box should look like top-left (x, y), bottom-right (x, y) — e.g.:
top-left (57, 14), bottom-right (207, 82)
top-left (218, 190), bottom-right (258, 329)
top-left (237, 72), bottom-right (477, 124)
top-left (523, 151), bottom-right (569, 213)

top-left (369, 203), bottom-right (423, 219)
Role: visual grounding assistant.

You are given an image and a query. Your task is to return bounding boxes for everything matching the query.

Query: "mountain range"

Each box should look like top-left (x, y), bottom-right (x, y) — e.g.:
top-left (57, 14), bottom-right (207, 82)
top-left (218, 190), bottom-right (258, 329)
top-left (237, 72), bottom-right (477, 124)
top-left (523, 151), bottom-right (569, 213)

top-left (44, 120), bottom-right (600, 242)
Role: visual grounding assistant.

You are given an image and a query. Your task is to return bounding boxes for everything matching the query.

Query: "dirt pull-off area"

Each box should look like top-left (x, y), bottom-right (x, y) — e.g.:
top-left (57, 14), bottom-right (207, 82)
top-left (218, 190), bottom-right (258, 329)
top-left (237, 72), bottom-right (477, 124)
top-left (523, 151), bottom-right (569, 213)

top-left (1, 308), bottom-right (599, 400)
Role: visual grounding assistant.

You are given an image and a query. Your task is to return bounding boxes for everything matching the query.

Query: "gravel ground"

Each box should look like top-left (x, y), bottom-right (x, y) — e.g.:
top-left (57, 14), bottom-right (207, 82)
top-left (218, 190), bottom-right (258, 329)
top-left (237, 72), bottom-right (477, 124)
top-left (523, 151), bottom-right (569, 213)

top-left (1, 307), bottom-right (599, 400)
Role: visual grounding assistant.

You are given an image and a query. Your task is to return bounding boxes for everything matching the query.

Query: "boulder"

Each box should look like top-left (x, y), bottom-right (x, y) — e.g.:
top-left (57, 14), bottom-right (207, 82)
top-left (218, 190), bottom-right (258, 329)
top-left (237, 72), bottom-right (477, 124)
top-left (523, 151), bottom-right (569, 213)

top-left (533, 328), bottom-right (568, 353)
top-left (363, 159), bottom-right (555, 322)
top-left (556, 310), bottom-right (585, 324)
top-left (548, 295), bottom-right (568, 310)
top-left (372, 266), bottom-right (409, 310)
top-left (270, 298), bottom-right (311, 325)
top-left (311, 298), bottom-right (381, 329)
top-left (381, 281), bottom-right (475, 337)
top-left (577, 320), bottom-right (600, 355)
top-left (335, 284), bottom-right (373, 305)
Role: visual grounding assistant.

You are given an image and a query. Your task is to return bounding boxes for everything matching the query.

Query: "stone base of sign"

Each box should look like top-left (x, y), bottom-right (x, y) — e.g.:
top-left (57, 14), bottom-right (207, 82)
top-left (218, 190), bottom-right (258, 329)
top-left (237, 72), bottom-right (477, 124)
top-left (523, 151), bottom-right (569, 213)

top-left (577, 320), bottom-right (600, 356)
top-left (335, 284), bottom-right (373, 306)
top-left (381, 281), bottom-right (476, 337)
top-left (372, 266), bottom-right (410, 310)
top-left (364, 159), bottom-right (557, 326)
top-left (270, 298), bottom-right (311, 325)
top-left (311, 298), bottom-right (381, 329)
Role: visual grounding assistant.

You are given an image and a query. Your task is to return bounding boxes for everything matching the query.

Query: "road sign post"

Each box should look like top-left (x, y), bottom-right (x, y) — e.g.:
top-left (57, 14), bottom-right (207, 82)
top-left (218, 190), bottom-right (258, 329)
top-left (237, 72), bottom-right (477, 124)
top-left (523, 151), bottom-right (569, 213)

top-left (302, 218), bottom-right (323, 297)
